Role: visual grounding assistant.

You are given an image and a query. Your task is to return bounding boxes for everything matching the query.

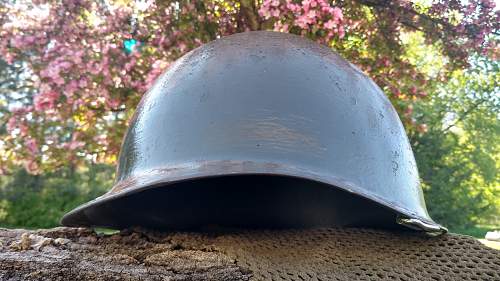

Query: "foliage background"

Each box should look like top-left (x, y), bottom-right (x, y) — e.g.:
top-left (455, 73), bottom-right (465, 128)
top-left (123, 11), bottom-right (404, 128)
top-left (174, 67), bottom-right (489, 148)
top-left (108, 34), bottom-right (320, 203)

top-left (0, 0), bottom-right (498, 236)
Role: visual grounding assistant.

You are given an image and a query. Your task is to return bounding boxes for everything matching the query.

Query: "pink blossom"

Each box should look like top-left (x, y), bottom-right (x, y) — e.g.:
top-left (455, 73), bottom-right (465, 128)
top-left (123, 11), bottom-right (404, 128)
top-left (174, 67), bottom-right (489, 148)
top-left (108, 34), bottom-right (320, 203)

top-left (25, 138), bottom-right (39, 155)
top-left (295, 15), bottom-right (310, 28)
top-left (4, 0), bottom-right (491, 174)
top-left (11, 106), bottom-right (32, 114)
top-left (34, 91), bottom-right (60, 111)
top-left (338, 26), bottom-right (345, 38)
top-left (405, 105), bottom-right (414, 116)
top-left (381, 57), bottom-right (390, 67)
top-left (417, 124), bottom-right (428, 133)
top-left (392, 89), bottom-right (401, 98)
top-left (332, 7), bottom-right (343, 21)
top-left (259, 6), bottom-right (271, 18)
top-left (40, 69), bottom-right (49, 78)
top-left (94, 134), bottom-right (109, 146)
top-left (3, 52), bottom-right (15, 64)
top-left (178, 42), bottom-right (187, 52)
top-left (24, 160), bottom-right (40, 174)
top-left (54, 76), bottom-right (65, 85)
top-left (306, 10), bottom-right (317, 20)
top-left (58, 61), bottom-right (72, 69)
top-left (89, 63), bottom-right (101, 75)
top-left (324, 19), bottom-right (336, 29)
top-left (19, 123), bottom-right (29, 136)
top-left (266, 0), bottom-right (345, 38)
top-left (106, 98), bottom-right (121, 109)
top-left (10, 36), bottom-right (23, 48)
top-left (73, 54), bottom-right (83, 64)
top-left (286, 2), bottom-right (301, 12)
top-left (63, 140), bottom-right (85, 150)
top-left (24, 35), bottom-right (36, 45)
top-left (274, 22), bottom-right (290, 32)
top-left (78, 78), bottom-right (88, 88)
top-left (6, 117), bottom-right (17, 132)
top-left (65, 80), bottom-right (78, 96)
top-left (322, 6), bottom-right (333, 14)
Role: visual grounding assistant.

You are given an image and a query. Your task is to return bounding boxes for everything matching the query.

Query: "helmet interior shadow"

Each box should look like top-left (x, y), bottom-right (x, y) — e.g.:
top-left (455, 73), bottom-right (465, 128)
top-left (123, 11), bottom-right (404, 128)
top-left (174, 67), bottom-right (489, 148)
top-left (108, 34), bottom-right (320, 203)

top-left (84, 175), bottom-right (406, 231)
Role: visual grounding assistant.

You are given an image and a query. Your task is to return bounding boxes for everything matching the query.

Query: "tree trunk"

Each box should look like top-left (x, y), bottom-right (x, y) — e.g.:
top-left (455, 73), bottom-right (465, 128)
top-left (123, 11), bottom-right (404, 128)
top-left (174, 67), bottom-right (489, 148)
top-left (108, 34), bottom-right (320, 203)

top-left (237, 0), bottom-right (261, 31)
top-left (1, 227), bottom-right (499, 280)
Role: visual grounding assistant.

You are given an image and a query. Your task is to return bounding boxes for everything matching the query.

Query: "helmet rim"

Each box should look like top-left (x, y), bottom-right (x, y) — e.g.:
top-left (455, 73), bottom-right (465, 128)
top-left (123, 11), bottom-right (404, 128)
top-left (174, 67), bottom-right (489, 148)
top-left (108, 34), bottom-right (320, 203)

top-left (61, 159), bottom-right (446, 234)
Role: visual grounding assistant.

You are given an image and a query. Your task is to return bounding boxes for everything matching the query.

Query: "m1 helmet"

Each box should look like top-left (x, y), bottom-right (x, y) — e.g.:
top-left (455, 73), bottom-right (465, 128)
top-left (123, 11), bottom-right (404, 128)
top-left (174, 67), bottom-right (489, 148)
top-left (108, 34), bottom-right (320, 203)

top-left (62, 31), bottom-right (446, 235)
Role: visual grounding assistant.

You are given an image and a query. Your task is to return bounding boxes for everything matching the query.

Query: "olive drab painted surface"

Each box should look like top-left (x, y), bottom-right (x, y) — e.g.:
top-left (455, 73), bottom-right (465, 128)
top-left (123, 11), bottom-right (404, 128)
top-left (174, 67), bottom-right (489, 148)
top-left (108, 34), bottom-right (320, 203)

top-left (62, 31), bottom-right (446, 235)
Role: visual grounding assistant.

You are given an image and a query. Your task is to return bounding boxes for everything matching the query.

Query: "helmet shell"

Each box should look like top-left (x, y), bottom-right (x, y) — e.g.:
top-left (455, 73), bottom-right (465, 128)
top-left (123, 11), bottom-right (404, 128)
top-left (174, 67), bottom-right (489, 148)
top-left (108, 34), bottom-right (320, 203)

top-left (62, 31), bottom-right (445, 234)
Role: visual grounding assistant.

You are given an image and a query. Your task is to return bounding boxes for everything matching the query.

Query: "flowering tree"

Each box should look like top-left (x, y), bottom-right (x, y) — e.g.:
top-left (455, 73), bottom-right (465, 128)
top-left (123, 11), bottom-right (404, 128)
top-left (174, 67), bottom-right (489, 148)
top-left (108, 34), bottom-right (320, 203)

top-left (0, 0), bottom-right (498, 174)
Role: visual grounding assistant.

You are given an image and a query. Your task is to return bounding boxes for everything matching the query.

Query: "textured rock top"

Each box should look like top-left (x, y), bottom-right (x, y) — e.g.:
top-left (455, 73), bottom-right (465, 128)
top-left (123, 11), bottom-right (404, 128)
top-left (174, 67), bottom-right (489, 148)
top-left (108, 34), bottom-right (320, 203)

top-left (1, 227), bottom-right (499, 280)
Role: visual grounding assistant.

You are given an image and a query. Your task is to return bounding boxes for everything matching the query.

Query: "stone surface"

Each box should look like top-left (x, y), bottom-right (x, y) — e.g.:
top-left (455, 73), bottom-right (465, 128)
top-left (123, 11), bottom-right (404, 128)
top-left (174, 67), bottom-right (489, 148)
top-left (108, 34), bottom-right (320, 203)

top-left (1, 227), bottom-right (499, 280)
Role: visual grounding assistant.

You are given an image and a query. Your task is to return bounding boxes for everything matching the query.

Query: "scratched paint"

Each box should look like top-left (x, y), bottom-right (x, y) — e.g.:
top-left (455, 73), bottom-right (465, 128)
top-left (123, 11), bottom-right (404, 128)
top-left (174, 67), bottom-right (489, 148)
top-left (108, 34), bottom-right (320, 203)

top-left (239, 116), bottom-right (326, 155)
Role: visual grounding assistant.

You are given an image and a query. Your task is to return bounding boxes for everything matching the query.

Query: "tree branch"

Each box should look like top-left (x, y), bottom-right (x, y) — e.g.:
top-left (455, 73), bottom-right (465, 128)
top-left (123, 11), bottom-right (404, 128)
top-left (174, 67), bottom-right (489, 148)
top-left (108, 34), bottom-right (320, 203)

top-left (237, 0), bottom-right (260, 31)
top-left (441, 98), bottom-right (488, 133)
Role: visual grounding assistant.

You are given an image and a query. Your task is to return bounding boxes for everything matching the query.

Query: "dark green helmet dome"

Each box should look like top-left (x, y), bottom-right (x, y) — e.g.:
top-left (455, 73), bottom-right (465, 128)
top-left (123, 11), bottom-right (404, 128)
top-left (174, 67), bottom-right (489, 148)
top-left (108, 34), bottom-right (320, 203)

top-left (62, 31), bottom-right (446, 235)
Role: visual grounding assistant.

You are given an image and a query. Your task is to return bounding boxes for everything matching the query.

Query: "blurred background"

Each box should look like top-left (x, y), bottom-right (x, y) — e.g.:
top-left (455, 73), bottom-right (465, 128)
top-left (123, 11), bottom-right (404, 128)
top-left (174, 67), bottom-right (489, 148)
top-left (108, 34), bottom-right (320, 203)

top-left (0, 0), bottom-right (498, 238)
